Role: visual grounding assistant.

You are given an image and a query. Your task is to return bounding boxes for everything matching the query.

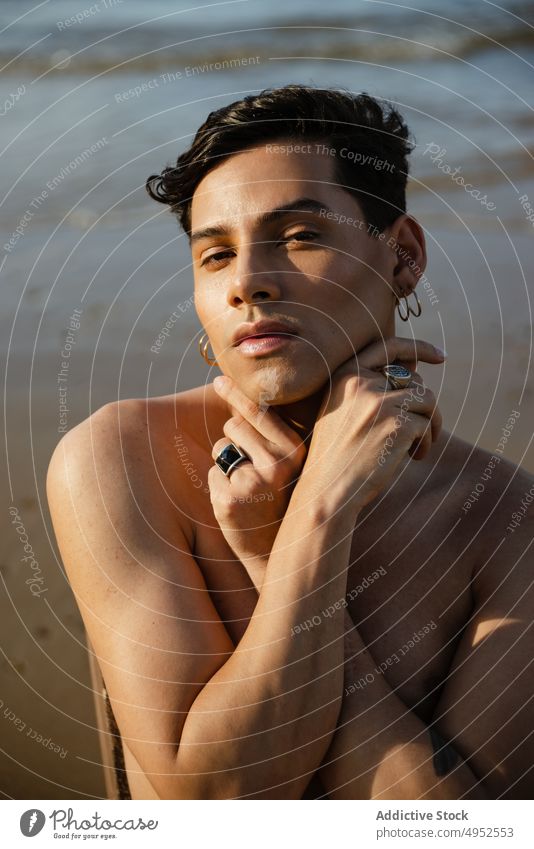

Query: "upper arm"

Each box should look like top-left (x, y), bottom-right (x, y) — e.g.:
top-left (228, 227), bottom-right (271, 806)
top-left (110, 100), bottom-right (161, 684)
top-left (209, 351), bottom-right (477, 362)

top-left (434, 511), bottom-right (534, 798)
top-left (46, 401), bottom-right (234, 799)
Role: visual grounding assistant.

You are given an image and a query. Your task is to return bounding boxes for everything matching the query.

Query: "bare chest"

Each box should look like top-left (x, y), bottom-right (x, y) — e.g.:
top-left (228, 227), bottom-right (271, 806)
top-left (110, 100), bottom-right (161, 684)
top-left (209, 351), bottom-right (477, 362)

top-left (192, 498), bottom-right (473, 723)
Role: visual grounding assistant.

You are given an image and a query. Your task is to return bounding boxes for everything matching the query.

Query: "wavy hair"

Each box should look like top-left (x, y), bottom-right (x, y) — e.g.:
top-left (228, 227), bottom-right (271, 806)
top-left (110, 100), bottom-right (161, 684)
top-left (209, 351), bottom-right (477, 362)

top-left (146, 83), bottom-right (415, 239)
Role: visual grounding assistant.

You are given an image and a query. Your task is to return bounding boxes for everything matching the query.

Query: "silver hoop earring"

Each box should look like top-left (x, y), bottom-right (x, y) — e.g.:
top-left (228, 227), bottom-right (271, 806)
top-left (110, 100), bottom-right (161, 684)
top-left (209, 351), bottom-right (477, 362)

top-left (396, 290), bottom-right (422, 321)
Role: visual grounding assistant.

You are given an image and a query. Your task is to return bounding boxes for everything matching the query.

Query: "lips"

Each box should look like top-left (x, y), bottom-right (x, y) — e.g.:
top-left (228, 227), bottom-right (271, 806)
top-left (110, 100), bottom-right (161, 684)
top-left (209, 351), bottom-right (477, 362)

top-left (232, 319), bottom-right (299, 346)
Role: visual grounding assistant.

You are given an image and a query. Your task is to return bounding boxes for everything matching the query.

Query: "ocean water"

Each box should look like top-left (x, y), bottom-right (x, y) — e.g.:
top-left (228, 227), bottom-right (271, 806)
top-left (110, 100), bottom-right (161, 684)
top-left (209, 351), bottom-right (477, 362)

top-left (1, 0), bottom-right (533, 432)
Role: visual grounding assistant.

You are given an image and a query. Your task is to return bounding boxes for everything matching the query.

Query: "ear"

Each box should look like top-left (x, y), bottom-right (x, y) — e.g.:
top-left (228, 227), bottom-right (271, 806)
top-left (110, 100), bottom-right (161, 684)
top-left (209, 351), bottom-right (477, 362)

top-left (385, 213), bottom-right (427, 300)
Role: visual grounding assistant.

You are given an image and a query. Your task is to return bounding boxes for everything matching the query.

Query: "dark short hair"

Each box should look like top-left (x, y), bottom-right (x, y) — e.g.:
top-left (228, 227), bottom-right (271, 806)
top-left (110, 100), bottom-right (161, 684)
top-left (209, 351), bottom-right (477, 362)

top-left (146, 83), bottom-right (415, 239)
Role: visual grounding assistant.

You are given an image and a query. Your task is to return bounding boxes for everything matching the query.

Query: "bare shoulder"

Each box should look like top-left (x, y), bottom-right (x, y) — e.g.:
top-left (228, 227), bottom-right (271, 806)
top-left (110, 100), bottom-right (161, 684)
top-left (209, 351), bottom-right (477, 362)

top-left (440, 428), bottom-right (533, 519)
top-left (46, 388), bottom-right (234, 800)
top-left (44, 385), bottom-right (227, 630)
top-left (398, 426), bottom-right (532, 559)
top-left (47, 384), bottom-right (220, 524)
top-left (427, 427), bottom-right (534, 590)
top-left (417, 426), bottom-right (533, 514)
top-left (46, 392), bottom-right (192, 570)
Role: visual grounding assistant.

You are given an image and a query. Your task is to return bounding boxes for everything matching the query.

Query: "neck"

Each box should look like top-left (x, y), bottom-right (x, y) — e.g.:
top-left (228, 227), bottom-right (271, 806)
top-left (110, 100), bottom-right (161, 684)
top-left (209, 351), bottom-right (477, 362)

top-left (274, 386), bottom-right (326, 442)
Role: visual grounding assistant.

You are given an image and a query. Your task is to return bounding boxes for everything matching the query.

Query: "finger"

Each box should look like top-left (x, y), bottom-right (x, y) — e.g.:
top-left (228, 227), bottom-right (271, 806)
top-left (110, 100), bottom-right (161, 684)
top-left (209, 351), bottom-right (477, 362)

top-left (356, 336), bottom-right (446, 371)
top-left (408, 416), bottom-right (433, 460)
top-left (226, 412), bottom-right (305, 466)
top-left (403, 376), bottom-right (442, 444)
top-left (390, 381), bottom-right (428, 412)
top-left (401, 391), bottom-right (441, 458)
top-left (211, 435), bottom-right (253, 470)
top-left (395, 355), bottom-right (418, 374)
top-left (222, 416), bottom-right (275, 468)
top-left (396, 390), bottom-right (443, 448)
top-left (391, 375), bottom-right (433, 413)
top-left (390, 378), bottom-right (442, 452)
top-left (207, 463), bottom-right (230, 500)
top-left (429, 401), bottom-right (443, 443)
top-left (213, 376), bottom-right (302, 448)
top-left (396, 406), bottom-right (432, 461)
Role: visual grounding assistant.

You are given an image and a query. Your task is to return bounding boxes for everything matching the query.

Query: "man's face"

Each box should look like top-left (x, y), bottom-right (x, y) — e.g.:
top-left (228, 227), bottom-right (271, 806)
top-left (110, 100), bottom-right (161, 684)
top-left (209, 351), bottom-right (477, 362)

top-left (191, 140), bottom-right (397, 405)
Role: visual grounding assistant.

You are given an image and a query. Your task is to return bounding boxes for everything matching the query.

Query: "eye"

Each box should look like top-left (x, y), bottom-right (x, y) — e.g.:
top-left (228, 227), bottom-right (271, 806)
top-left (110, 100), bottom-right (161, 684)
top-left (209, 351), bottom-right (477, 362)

top-left (200, 249), bottom-right (235, 268)
top-left (282, 230), bottom-right (319, 243)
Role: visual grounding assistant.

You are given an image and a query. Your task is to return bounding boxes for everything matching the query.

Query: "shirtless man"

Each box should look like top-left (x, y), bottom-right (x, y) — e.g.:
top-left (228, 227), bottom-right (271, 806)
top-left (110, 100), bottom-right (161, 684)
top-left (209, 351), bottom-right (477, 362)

top-left (46, 85), bottom-right (534, 800)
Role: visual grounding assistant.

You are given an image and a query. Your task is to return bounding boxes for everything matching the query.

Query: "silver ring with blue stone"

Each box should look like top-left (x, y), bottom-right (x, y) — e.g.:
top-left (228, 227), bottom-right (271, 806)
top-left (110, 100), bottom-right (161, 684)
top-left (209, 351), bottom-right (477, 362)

top-left (381, 363), bottom-right (413, 390)
top-left (215, 442), bottom-right (250, 476)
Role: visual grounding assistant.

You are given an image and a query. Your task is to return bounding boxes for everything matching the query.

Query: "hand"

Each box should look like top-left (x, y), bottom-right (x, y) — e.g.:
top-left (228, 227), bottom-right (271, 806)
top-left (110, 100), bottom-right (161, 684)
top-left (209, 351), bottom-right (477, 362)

top-left (208, 376), bottom-right (307, 591)
top-left (301, 336), bottom-right (445, 511)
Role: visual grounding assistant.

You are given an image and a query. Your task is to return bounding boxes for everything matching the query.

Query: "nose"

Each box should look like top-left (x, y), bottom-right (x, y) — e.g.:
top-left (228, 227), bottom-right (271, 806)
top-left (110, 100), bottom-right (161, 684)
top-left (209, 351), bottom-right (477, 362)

top-left (226, 243), bottom-right (282, 307)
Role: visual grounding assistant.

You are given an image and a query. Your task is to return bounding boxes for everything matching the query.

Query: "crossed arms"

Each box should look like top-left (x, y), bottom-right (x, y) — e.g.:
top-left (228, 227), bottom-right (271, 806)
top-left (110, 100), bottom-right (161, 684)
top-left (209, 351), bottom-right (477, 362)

top-left (46, 400), bottom-right (534, 799)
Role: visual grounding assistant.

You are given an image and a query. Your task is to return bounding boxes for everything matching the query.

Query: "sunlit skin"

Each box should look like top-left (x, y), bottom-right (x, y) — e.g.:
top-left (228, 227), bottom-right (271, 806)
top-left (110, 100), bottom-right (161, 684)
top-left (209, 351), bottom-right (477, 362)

top-left (47, 134), bottom-right (534, 802)
top-left (191, 140), bottom-right (427, 434)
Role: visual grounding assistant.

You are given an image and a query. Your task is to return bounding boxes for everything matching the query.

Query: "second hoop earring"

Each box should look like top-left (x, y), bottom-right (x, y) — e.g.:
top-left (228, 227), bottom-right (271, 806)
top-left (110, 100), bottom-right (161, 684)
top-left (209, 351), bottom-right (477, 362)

top-left (396, 290), bottom-right (422, 321)
top-left (198, 333), bottom-right (218, 366)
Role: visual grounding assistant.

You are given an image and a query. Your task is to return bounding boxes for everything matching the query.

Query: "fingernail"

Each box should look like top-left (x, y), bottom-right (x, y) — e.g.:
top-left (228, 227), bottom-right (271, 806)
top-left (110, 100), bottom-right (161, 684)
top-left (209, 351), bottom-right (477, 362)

top-left (213, 375), bottom-right (229, 391)
top-left (434, 346), bottom-right (447, 359)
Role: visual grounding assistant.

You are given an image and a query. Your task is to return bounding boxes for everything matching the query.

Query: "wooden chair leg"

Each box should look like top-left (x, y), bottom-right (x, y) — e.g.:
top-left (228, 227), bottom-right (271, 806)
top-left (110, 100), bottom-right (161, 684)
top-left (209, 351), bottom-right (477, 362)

top-left (85, 634), bottom-right (131, 799)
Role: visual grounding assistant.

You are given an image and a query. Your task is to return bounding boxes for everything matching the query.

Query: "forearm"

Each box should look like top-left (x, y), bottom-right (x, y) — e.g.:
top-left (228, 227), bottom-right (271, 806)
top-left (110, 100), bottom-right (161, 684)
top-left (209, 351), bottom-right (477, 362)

top-left (318, 613), bottom-right (487, 799)
top-left (177, 480), bottom-right (358, 799)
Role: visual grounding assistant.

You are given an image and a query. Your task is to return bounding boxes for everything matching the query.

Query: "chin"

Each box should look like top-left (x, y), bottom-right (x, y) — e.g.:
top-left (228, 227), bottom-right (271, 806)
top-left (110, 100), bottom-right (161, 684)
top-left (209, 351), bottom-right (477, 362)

top-left (233, 361), bottom-right (331, 407)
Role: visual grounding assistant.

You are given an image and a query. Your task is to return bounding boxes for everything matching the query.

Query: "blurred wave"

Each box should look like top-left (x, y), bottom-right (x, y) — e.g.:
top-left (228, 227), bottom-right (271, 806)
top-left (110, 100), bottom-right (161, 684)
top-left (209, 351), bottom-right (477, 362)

top-left (1, 0), bottom-right (534, 76)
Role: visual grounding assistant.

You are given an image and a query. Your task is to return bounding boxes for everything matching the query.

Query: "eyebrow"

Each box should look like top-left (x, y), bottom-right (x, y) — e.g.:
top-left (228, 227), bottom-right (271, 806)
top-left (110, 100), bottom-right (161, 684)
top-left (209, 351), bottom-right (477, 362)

top-left (190, 197), bottom-right (332, 246)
